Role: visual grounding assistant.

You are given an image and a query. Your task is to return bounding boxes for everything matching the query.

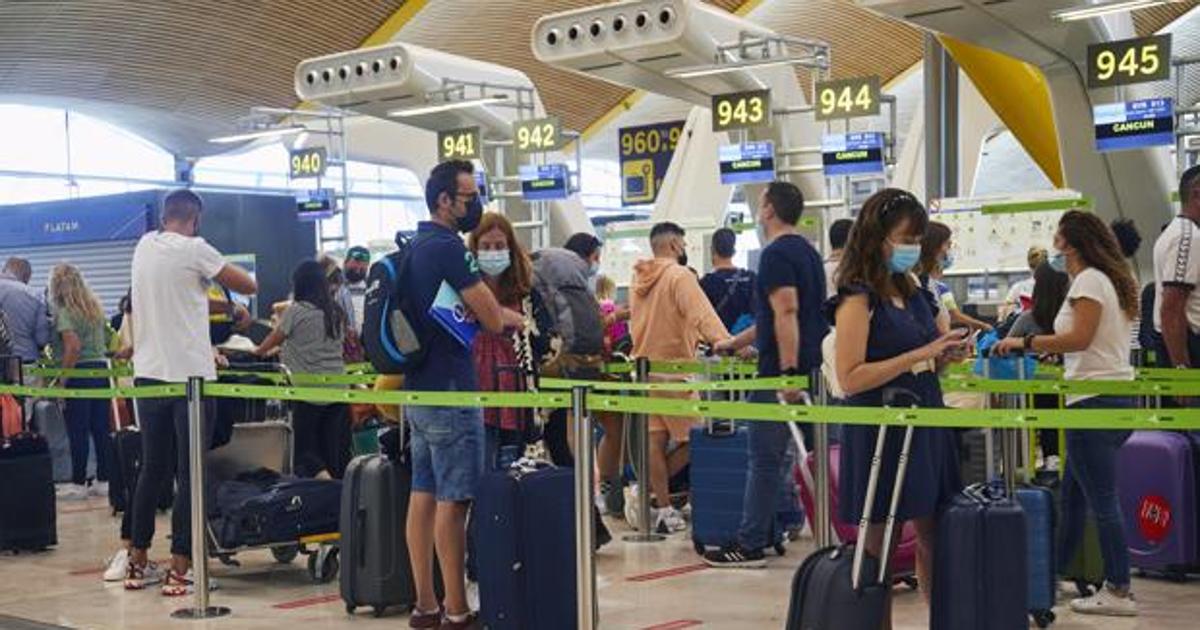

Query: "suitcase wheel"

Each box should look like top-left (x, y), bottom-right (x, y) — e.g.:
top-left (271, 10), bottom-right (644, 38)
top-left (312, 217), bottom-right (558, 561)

top-left (898, 576), bottom-right (918, 590)
top-left (271, 545), bottom-right (299, 565)
top-left (773, 542), bottom-right (786, 557)
top-left (373, 606), bottom-right (385, 618)
top-left (308, 546), bottom-right (339, 584)
top-left (692, 539), bottom-right (705, 556)
top-left (345, 604), bottom-right (356, 615)
top-left (1032, 609), bottom-right (1055, 628)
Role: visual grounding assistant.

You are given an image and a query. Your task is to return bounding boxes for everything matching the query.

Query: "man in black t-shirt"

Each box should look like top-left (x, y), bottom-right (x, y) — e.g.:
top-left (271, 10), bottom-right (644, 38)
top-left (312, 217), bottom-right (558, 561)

top-left (699, 227), bottom-right (756, 334)
top-left (704, 181), bottom-right (828, 568)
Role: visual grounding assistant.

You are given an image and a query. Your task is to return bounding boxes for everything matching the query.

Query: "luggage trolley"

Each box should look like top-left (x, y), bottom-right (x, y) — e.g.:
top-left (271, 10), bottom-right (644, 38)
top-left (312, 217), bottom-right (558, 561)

top-left (205, 362), bottom-right (341, 584)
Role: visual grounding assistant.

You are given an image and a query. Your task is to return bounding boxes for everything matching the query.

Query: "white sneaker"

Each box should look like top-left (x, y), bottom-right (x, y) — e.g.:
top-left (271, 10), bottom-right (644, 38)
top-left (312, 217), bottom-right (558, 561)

top-left (1070, 585), bottom-right (1137, 617)
top-left (103, 549), bottom-right (130, 583)
top-left (466, 579), bottom-right (480, 612)
top-left (89, 481), bottom-right (109, 498)
top-left (624, 484), bottom-right (642, 531)
top-left (56, 484), bottom-right (89, 501)
top-left (654, 507), bottom-right (688, 534)
top-left (680, 502), bottom-right (693, 522)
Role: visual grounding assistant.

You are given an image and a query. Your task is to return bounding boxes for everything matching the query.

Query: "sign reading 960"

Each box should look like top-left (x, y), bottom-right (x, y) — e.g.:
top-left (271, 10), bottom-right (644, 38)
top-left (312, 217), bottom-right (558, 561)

top-left (1088, 34), bottom-right (1171, 89)
top-left (815, 76), bottom-right (881, 121)
top-left (711, 90), bottom-right (771, 132)
top-left (437, 127), bottom-right (482, 162)
top-left (620, 124), bottom-right (682, 157)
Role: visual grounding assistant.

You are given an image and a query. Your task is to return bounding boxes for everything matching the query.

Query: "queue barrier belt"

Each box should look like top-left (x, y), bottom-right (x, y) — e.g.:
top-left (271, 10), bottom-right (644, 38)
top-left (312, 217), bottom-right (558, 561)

top-left (4, 381), bottom-right (1200, 431)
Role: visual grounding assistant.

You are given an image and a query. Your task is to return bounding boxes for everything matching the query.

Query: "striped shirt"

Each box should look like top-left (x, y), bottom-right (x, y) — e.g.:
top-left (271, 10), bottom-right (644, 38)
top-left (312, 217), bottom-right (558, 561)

top-left (0, 272), bottom-right (51, 362)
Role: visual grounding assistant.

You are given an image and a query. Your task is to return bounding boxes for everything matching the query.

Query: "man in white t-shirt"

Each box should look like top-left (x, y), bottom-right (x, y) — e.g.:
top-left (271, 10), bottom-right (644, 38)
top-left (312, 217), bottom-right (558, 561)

top-left (1001, 246), bottom-right (1048, 319)
top-left (124, 189), bottom-right (257, 595)
top-left (1154, 164), bottom-right (1200, 370)
top-left (824, 219), bottom-right (853, 299)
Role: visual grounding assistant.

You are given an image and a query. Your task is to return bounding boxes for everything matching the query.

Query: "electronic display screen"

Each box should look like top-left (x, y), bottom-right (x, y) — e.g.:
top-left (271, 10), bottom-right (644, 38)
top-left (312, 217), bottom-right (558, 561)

top-left (296, 189), bottom-right (335, 221)
top-left (822, 132), bottom-right (885, 176)
top-left (718, 141), bottom-right (776, 185)
top-left (519, 163), bottom-right (570, 201)
top-left (1093, 98), bottom-right (1174, 153)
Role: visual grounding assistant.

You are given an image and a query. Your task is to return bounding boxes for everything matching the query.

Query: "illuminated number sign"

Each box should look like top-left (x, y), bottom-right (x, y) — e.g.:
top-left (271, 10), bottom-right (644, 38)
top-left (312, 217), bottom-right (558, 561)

top-left (513, 116), bottom-right (561, 155)
top-left (711, 89), bottom-right (771, 132)
top-left (437, 127), bottom-right (482, 161)
top-left (1088, 34), bottom-right (1171, 89)
top-left (1093, 97), bottom-right (1174, 153)
top-left (815, 76), bottom-right (881, 121)
top-left (289, 147), bottom-right (327, 179)
top-left (718, 141), bottom-right (776, 185)
top-left (519, 163), bottom-right (570, 201)
top-left (822, 132), bottom-right (885, 176)
top-left (618, 120), bottom-right (685, 206)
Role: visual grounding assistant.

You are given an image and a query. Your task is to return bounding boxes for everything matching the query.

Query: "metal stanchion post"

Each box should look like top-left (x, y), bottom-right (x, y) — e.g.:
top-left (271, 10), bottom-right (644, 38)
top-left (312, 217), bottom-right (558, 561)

top-left (172, 377), bottom-right (230, 620)
top-left (624, 357), bottom-right (665, 543)
top-left (572, 386), bottom-right (597, 630)
top-left (813, 375), bottom-right (832, 549)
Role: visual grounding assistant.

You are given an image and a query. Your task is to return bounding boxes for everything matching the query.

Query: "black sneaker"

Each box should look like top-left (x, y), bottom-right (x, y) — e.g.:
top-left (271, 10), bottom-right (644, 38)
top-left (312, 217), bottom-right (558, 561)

top-left (703, 545), bottom-right (767, 569)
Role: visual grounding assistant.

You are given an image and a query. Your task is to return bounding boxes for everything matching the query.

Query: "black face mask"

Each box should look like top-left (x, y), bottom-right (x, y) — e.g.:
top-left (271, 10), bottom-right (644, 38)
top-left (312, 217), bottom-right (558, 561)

top-left (677, 251), bottom-right (688, 267)
top-left (457, 196), bottom-right (483, 233)
top-left (345, 269), bottom-right (366, 284)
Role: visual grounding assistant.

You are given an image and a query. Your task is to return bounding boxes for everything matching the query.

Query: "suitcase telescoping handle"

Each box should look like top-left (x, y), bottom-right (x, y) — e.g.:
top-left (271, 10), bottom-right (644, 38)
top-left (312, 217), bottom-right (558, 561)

top-left (850, 387), bottom-right (919, 591)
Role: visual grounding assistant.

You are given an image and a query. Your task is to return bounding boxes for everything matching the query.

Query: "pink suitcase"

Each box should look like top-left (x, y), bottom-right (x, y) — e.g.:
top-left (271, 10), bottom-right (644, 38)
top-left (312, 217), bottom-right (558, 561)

top-left (797, 443), bottom-right (919, 577)
top-left (1116, 431), bottom-right (1198, 578)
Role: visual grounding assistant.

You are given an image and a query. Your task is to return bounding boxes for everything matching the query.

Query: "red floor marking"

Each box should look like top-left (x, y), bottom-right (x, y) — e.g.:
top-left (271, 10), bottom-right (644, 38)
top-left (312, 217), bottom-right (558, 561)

top-left (61, 504), bottom-right (109, 515)
top-left (641, 620), bottom-right (703, 630)
top-left (68, 566), bottom-right (105, 577)
top-left (626, 563), bottom-right (709, 582)
top-left (273, 593), bottom-right (341, 610)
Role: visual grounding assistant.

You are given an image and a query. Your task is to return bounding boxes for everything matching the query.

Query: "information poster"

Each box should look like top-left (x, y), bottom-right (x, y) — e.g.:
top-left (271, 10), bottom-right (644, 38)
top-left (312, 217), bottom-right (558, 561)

top-left (718, 141), bottom-right (776, 185)
top-left (618, 120), bottom-right (685, 206)
top-left (1094, 98), bottom-right (1174, 153)
top-left (519, 164), bottom-right (570, 201)
top-left (822, 132), bottom-right (885, 176)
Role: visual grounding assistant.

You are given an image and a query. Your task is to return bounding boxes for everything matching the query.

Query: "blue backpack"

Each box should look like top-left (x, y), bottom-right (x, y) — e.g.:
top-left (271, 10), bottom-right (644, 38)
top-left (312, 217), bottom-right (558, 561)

top-left (362, 237), bottom-right (426, 374)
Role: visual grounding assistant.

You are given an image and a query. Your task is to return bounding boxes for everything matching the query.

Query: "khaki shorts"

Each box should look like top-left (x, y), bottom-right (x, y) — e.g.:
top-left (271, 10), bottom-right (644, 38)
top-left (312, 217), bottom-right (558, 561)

top-left (647, 378), bottom-right (698, 443)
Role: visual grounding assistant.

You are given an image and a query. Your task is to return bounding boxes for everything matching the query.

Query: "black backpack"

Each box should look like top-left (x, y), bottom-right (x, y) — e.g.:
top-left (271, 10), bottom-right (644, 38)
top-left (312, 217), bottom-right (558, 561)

top-left (362, 237), bottom-right (426, 374)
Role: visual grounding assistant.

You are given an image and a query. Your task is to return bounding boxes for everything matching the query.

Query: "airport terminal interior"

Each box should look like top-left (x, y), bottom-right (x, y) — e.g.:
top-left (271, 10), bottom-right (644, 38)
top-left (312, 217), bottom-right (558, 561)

top-left (2, 0), bottom-right (1200, 629)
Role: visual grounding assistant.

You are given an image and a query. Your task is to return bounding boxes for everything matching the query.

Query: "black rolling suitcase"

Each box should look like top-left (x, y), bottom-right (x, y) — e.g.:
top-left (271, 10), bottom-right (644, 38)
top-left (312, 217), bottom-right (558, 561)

top-left (786, 389), bottom-right (917, 630)
top-left (0, 357), bottom-right (56, 552)
top-left (107, 397), bottom-right (174, 515)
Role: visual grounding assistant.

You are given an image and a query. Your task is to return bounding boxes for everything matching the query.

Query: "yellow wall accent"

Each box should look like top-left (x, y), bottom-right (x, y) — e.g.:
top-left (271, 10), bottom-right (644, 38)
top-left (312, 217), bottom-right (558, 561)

top-left (938, 35), bottom-right (1065, 188)
top-left (360, 0), bottom-right (432, 48)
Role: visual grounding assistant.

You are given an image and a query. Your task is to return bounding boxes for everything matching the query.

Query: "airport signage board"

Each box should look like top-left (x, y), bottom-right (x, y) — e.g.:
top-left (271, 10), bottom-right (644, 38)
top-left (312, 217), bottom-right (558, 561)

top-left (475, 171), bottom-right (490, 205)
top-left (437, 126), bottom-right (482, 161)
top-left (822, 132), bottom-right (885, 176)
top-left (711, 89), bottom-right (771, 132)
top-left (1093, 98), bottom-right (1174, 153)
top-left (289, 146), bottom-right (327, 179)
top-left (815, 76), bottom-right (882, 121)
top-left (718, 141), bottom-right (776, 185)
top-left (0, 198), bottom-right (150, 248)
top-left (618, 120), bottom-right (685, 206)
top-left (296, 189), bottom-right (335, 221)
top-left (1087, 34), bottom-right (1171, 89)
top-left (513, 116), bottom-right (562, 155)
top-left (519, 163), bottom-right (570, 201)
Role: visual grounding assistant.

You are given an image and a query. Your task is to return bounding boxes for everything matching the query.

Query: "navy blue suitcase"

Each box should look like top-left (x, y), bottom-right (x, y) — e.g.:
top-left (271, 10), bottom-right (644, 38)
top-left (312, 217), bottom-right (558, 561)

top-left (215, 478), bottom-right (342, 548)
top-left (689, 425), bottom-right (790, 556)
top-left (1016, 486), bottom-right (1057, 628)
top-left (932, 484), bottom-right (1029, 630)
top-left (474, 464), bottom-right (575, 630)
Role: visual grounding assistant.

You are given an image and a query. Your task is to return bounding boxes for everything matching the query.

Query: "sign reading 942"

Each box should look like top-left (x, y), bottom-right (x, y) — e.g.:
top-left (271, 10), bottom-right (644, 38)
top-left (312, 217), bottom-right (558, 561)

top-left (513, 116), bottom-right (561, 155)
top-left (711, 89), bottom-right (771, 132)
top-left (815, 76), bottom-right (881, 121)
top-left (1088, 34), bottom-right (1171, 89)
top-left (437, 126), bottom-right (482, 162)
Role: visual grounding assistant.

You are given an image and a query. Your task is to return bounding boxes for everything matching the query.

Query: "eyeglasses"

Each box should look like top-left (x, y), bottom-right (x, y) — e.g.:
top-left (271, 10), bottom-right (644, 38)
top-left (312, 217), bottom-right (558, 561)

top-left (452, 190), bottom-right (479, 204)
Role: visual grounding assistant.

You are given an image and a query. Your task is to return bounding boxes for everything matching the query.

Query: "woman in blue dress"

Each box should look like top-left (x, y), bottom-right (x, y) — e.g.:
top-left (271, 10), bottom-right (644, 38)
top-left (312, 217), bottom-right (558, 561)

top-left (826, 188), bottom-right (967, 625)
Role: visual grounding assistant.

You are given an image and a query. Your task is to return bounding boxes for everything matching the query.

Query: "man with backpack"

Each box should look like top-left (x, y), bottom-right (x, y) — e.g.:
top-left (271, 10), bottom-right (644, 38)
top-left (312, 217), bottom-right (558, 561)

top-left (400, 160), bottom-right (524, 630)
top-left (700, 227), bottom-right (757, 336)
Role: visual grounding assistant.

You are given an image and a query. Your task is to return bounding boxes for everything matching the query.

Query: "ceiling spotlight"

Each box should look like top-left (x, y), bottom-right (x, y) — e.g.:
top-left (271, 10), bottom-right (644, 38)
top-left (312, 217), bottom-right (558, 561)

top-left (387, 95), bottom-right (510, 118)
top-left (209, 125), bottom-right (307, 144)
top-left (1053, 0), bottom-right (1184, 22)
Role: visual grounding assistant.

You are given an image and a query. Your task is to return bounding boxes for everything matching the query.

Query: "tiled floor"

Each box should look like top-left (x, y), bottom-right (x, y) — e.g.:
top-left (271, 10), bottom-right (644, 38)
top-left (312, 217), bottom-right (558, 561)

top-left (0, 495), bottom-right (1195, 629)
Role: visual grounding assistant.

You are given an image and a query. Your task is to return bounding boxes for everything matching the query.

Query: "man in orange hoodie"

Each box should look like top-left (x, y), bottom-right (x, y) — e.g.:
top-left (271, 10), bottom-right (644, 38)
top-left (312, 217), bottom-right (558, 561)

top-left (629, 222), bottom-right (731, 533)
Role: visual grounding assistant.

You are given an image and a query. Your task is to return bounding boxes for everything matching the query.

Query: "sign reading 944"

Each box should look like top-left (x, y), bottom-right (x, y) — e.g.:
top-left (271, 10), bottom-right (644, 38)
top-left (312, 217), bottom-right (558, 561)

top-left (1088, 34), bottom-right (1171, 89)
top-left (437, 127), bottom-right (482, 162)
top-left (711, 89), bottom-right (771, 132)
top-left (815, 76), bottom-right (881, 121)
top-left (513, 116), bottom-right (561, 155)
top-left (289, 147), bottom-right (327, 179)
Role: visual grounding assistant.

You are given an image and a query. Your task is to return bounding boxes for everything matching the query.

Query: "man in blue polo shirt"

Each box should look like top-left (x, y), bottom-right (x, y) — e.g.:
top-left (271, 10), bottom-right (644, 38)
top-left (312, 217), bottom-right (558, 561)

top-left (402, 160), bottom-right (524, 630)
top-left (704, 181), bottom-right (828, 568)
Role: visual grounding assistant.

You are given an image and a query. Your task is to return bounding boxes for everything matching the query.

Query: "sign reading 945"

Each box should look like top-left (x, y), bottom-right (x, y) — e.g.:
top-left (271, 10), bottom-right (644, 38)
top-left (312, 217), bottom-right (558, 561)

top-left (289, 147), bottom-right (327, 179)
top-left (711, 89), bottom-right (771, 132)
top-left (513, 116), bottom-right (561, 155)
top-left (815, 76), bottom-right (881, 121)
top-left (437, 127), bottom-right (482, 162)
top-left (1088, 34), bottom-right (1171, 89)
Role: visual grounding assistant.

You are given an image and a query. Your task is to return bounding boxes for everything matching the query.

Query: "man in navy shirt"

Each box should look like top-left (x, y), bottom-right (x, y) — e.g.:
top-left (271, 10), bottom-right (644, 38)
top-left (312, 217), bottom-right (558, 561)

top-left (401, 160), bottom-right (524, 630)
top-left (705, 181), bottom-right (829, 568)
top-left (699, 227), bottom-right (757, 334)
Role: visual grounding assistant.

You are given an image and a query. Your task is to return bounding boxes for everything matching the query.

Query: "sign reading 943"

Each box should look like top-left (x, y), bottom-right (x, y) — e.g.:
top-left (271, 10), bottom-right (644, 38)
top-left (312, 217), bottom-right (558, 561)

top-left (513, 116), bottom-right (561, 155)
top-left (289, 147), bottom-right (327, 179)
top-left (815, 76), bottom-right (881, 121)
top-left (437, 127), bottom-right (482, 162)
top-left (711, 89), bottom-right (771, 132)
top-left (1088, 34), bottom-right (1171, 89)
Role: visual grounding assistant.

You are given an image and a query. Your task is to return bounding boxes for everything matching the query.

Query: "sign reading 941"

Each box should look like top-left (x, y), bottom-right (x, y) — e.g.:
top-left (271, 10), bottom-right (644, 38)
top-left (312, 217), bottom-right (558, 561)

top-left (815, 76), bottom-right (881, 121)
top-left (1088, 34), bottom-right (1171, 89)
top-left (437, 126), bottom-right (482, 162)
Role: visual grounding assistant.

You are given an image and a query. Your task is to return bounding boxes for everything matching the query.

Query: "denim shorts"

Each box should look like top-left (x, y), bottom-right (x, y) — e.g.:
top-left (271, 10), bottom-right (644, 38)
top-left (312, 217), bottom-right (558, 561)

top-left (405, 405), bottom-right (485, 502)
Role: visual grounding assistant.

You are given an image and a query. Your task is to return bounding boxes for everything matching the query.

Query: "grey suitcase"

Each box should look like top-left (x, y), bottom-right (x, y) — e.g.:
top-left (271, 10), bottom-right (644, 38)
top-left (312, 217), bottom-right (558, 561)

top-left (339, 451), bottom-right (441, 617)
top-left (33, 399), bottom-right (93, 483)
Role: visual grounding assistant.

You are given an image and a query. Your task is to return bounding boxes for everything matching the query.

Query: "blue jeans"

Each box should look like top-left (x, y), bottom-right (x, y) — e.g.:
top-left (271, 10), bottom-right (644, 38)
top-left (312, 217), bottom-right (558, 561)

top-left (483, 426), bottom-right (523, 472)
top-left (64, 362), bottom-right (110, 484)
top-left (406, 405), bottom-right (485, 502)
top-left (1058, 396), bottom-right (1134, 588)
top-left (736, 390), bottom-right (804, 551)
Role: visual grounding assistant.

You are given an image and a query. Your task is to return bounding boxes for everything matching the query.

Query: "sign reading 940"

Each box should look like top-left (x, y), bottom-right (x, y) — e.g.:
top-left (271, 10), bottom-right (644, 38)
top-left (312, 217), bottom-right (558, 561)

top-left (1088, 34), bottom-right (1171, 89)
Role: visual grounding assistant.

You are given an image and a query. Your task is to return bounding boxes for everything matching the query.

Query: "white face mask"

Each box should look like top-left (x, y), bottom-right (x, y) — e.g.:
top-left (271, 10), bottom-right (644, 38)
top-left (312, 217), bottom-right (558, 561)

top-left (477, 249), bottom-right (511, 277)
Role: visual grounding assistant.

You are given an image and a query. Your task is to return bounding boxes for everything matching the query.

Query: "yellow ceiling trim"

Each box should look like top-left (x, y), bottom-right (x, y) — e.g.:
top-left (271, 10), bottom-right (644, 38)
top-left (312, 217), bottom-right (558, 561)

top-left (360, 0), bottom-right (432, 48)
top-left (938, 35), bottom-right (1065, 188)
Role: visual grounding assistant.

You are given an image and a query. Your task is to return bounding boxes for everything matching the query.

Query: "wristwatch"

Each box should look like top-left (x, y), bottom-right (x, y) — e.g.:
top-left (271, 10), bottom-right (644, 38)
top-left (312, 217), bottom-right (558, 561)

top-left (1023, 334), bottom-right (1035, 352)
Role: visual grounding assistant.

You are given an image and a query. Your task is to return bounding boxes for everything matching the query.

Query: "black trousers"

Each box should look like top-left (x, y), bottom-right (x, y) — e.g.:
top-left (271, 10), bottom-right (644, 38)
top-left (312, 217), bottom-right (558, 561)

top-left (291, 402), bottom-right (350, 479)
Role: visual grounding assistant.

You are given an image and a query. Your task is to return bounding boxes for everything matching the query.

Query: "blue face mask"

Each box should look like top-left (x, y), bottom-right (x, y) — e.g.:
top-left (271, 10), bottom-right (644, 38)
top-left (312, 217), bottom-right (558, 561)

top-left (887, 242), bottom-right (921, 273)
top-left (477, 249), bottom-right (511, 277)
top-left (1049, 252), bottom-right (1067, 272)
top-left (940, 253), bottom-right (954, 271)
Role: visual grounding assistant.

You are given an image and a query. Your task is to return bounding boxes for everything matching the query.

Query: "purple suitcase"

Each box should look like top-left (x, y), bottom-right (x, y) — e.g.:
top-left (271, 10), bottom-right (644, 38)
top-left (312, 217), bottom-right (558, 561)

top-left (1116, 431), bottom-right (1197, 577)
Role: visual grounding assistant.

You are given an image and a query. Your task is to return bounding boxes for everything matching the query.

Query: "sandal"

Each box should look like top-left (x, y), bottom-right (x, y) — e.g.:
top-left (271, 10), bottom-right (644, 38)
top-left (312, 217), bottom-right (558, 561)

top-left (161, 569), bottom-right (218, 597)
top-left (123, 561), bottom-right (164, 591)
